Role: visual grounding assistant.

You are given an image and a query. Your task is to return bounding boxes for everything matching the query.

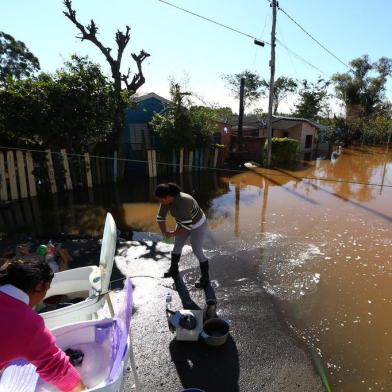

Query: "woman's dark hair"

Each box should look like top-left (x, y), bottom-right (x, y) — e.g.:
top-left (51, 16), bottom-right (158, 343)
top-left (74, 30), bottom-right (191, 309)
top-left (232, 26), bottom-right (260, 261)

top-left (0, 255), bottom-right (54, 293)
top-left (155, 182), bottom-right (181, 198)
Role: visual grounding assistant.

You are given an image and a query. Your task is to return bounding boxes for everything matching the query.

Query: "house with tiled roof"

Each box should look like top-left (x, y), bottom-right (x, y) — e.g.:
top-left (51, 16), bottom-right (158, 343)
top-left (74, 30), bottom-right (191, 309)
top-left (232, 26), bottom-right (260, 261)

top-left (215, 114), bottom-right (327, 161)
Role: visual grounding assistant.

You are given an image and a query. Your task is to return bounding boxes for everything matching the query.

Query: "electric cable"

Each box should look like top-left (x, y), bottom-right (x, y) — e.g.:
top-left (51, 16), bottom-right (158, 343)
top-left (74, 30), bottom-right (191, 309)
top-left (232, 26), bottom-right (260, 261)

top-left (276, 25), bottom-right (299, 79)
top-left (157, 0), bottom-right (270, 46)
top-left (276, 38), bottom-right (328, 77)
top-left (270, 0), bottom-right (354, 72)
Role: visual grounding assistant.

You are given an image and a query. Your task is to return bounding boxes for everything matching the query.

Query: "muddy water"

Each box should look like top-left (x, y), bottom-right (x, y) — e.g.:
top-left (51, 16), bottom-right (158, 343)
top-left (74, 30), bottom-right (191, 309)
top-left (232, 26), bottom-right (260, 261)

top-left (1, 146), bottom-right (391, 390)
top-left (115, 146), bottom-right (391, 391)
top-left (226, 146), bottom-right (392, 391)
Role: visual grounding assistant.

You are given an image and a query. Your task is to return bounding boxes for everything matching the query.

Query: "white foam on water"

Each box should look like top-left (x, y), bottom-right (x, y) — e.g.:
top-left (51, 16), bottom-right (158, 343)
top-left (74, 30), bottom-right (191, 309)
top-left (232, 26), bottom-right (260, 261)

top-left (262, 243), bottom-right (323, 301)
top-left (207, 232), bottom-right (284, 258)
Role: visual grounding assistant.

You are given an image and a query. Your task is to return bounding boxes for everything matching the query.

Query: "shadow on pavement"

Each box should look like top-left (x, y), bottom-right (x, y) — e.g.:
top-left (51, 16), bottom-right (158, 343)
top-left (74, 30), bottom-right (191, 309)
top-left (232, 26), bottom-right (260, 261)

top-left (169, 336), bottom-right (240, 392)
top-left (174, 274), bottom-right (200, 310)
top-left (174, 274), bottom-right (217, 310)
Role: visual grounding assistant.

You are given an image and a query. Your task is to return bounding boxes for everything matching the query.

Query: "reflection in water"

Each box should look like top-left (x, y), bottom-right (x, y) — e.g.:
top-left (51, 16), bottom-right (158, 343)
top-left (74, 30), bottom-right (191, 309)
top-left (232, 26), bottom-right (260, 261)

top-left (1, 146), bottom-right (391, 390)
top-left (218, 146), bottom-right (392, 391)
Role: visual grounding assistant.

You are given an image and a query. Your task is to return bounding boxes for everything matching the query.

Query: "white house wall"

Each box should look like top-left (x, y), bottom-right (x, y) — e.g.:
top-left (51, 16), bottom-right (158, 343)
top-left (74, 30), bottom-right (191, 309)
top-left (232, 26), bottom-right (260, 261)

top-left (257, 121), bottom-right (318, 152)
top-left (300, 123), bottom-right (318, 151)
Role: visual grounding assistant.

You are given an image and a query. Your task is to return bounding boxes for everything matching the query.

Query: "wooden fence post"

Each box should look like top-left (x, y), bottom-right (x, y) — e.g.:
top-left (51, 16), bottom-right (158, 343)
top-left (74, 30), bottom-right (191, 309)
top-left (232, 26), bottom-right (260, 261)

top-left (7, 151), bottom-right (18, 200)
top-left (172, 150), bottom-right (177, 174)
top-left (25, 152), bottom-right (37, 197)
top-left (113, 151), bottom-right (118, 183)
top-left (45, 149), bottom-right (57, 193)
top-left (60, 149), bottom-right (73, 191)
top-left (0, 152), bottom-right (8, 201)
top-left (213, 148), bottom-right (219, 168)
top-left (147, 150), bottom-right (153, 177)
top-left (188, 150), bottom-right (194, 172)
top-left (16, 151), bottom-right (28, 199)
top-left (205, 148), bottom-right (211, 168)
top-left (84, 153), bottom-right (93, 188)
top-left (179, 148), bottom-right (184, 174)
top-left (194, 149), bottom-right (199, 171)
top-left (152, 150), bottom-right (157, 177)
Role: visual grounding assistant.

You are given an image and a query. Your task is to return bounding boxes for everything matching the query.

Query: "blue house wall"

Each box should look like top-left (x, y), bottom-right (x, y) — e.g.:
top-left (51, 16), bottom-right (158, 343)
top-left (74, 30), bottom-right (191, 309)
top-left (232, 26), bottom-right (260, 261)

top-left (123, 97), bottom-right (167, 144)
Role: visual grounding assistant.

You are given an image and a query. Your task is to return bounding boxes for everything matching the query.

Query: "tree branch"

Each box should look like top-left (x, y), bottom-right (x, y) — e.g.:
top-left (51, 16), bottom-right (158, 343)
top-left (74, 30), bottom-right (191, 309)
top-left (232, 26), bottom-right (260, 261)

top-left (63, 0), bottom-right (115, 71)
top-left (63, 0), bottom-right (149, 96)
top-left (116, 26), bottom-right (131, 65)
top-left (125, 50), bottom-right (150, 93)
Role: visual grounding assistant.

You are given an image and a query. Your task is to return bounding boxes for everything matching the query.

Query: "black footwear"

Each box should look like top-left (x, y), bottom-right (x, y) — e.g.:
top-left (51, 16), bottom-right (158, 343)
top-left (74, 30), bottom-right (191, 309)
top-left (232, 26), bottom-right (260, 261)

top-left (195, 260), bottom-right (210, 288)
top-left (163, 253), bottom-right (181, 278)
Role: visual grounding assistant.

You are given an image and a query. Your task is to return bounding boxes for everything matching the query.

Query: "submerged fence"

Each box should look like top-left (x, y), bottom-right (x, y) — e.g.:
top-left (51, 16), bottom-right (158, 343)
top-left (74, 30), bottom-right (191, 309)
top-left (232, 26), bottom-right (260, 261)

top-left (0, 148), bottom-right (118, 202)
top-left (0, 146), bottom-right (224, 202)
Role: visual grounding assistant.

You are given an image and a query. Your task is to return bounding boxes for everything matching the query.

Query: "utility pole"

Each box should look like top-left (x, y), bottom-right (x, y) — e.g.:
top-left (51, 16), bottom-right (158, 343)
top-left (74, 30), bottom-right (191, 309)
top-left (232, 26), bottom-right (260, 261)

top-left (237, 77), bottom-right (245, 153)
top-left (380, 126), bottom-right (392, 195)
top-left (266, 0), bottom-right (277, 167)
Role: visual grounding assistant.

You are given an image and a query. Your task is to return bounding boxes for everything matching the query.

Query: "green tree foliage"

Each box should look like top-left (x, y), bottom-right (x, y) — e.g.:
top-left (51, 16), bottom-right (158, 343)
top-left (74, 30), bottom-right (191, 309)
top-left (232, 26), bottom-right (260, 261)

top-left (348, 116), bottom-right (392, 145)
top-left (332, 55), bottom-right (392, 118)
top-left (261, 76), bottom-right (297, 114)
top-left (190, 105), bottom-right (233, 147)
top-left (151, 83), bottom-right (193, 151)
top-left (294, 78), bottom-right (330, 120)
top-left (263, 137), bottom-right (299, 167)
top-left (222, 70), bottom-right (263, 108)
top-left (0, 55), bottom-right (115, 151)
top-left (151, 83), bottom-right (233, 150)
top-left (0, 32), bottom-right (40, 85)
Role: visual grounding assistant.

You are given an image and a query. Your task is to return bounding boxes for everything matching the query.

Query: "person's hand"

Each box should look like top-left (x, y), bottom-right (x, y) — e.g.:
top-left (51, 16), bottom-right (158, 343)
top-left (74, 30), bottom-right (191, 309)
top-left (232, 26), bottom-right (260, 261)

top-left (69, 381), bottom-right (86, 391)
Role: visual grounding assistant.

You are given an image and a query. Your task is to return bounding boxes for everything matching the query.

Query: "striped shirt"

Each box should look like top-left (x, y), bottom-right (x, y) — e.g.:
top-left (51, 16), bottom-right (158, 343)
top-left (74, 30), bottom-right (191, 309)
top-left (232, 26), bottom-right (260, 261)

top-left (156, 192), bottom-right (204, 231)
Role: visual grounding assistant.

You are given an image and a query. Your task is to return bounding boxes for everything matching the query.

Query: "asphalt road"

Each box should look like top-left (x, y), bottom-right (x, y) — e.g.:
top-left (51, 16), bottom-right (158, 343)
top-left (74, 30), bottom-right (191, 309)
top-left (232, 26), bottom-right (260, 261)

top-left (116, 238), bottom-right (324, 392)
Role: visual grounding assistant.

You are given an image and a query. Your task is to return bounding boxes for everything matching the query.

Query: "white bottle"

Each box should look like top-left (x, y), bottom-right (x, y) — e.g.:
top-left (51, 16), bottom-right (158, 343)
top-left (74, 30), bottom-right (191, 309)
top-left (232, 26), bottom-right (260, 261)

top-left (165, 293), bottom-right (172, 310)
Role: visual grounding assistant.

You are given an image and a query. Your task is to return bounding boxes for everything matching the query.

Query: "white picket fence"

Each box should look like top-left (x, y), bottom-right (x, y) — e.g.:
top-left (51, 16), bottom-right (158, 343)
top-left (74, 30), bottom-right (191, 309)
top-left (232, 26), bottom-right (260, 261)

top-left (0, 149), bottom-right (115, 202)
top-left (0, 147), bottom-right (223, 201)
top-left (146, 147), bottom-right (221, 178)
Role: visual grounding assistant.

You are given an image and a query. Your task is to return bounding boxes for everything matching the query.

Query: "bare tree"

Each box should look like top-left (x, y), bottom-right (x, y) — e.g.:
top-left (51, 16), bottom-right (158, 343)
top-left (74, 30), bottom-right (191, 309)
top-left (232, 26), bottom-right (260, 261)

top-left (63, 0), bottom-right (150, 159)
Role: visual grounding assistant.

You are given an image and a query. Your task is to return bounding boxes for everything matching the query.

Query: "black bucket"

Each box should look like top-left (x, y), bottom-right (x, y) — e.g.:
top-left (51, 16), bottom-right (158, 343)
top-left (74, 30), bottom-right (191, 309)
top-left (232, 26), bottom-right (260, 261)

top-left (201, 318), bottom-right (230, 346)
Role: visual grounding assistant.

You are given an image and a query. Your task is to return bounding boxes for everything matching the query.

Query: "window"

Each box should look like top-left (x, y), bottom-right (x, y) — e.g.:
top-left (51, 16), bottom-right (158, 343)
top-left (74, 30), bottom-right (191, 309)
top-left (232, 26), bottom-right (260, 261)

top-left (283, 131), bottom-right (289, 138)
top-left (129, 124), bottom-right (149, 150)
top-left (305, 134), bottom-right (313, 149)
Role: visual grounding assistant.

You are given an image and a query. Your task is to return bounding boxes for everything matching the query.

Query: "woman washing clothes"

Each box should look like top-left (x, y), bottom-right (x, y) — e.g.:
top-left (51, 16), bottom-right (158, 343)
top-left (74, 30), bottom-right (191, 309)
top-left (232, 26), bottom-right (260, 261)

top-left (0, 255), bottom-right (86, 392)
top-left (155, 182), bottom-right (210, 288)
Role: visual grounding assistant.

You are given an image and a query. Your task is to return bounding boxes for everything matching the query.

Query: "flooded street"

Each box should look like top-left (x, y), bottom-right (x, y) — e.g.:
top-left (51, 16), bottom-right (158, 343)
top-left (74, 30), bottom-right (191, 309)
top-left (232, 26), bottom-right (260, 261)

top-left (1, 146), bottom-right (391, 390)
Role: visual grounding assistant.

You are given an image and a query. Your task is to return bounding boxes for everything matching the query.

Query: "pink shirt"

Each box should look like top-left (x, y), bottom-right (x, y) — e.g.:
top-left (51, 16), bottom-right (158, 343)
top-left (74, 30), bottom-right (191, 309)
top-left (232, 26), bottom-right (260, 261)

top-left (0, 285), bottom-right (81, 391)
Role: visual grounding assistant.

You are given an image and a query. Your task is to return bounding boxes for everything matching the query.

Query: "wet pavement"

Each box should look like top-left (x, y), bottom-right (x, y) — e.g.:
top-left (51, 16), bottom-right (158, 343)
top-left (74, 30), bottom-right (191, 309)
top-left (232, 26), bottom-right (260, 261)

top-left (117, 235), bottom-right (323, 391)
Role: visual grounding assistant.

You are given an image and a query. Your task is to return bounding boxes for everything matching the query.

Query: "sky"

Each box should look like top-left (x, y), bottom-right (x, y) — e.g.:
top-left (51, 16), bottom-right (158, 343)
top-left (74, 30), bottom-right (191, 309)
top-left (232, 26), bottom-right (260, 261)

top-left (2, 0), bottom-right (392, 114)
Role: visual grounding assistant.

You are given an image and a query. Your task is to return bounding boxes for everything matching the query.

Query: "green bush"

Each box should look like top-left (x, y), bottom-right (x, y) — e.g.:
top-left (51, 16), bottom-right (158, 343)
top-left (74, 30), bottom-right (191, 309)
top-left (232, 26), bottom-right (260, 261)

top-left (263, 137), bottom-right (299, 167)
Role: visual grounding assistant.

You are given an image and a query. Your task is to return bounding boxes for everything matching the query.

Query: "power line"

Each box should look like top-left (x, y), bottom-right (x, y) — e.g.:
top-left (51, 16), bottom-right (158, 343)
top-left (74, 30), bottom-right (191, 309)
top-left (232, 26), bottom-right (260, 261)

top-left (157, 0), bottom-right (343, 81)
top-left (276, 2), bottom-right (392, 96)
top-left (276, 26), bottom-right (299, 78)
top-left (276, 38), bottom-right (328, 77)
top-left (157, 0), bottom-right (270, 46)
top-left (275, 2), bottom-right (354, 72)
top-left (1, 146), bottom-right (391, 188)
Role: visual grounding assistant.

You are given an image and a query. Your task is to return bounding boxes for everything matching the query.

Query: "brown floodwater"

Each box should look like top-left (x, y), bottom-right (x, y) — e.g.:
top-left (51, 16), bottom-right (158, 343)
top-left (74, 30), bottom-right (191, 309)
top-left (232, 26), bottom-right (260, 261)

top-left (213, 145), bottom-right (391, 391)
top-left (1, 145), bottom-right (391, 390)
top-left (114, 146), bottom-right (391, 391)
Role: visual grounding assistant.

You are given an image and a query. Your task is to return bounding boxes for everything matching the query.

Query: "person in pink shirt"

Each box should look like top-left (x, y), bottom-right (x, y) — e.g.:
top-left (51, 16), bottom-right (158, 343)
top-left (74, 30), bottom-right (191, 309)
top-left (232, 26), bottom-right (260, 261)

top-left (0, 255), bottom-right (86, 392)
